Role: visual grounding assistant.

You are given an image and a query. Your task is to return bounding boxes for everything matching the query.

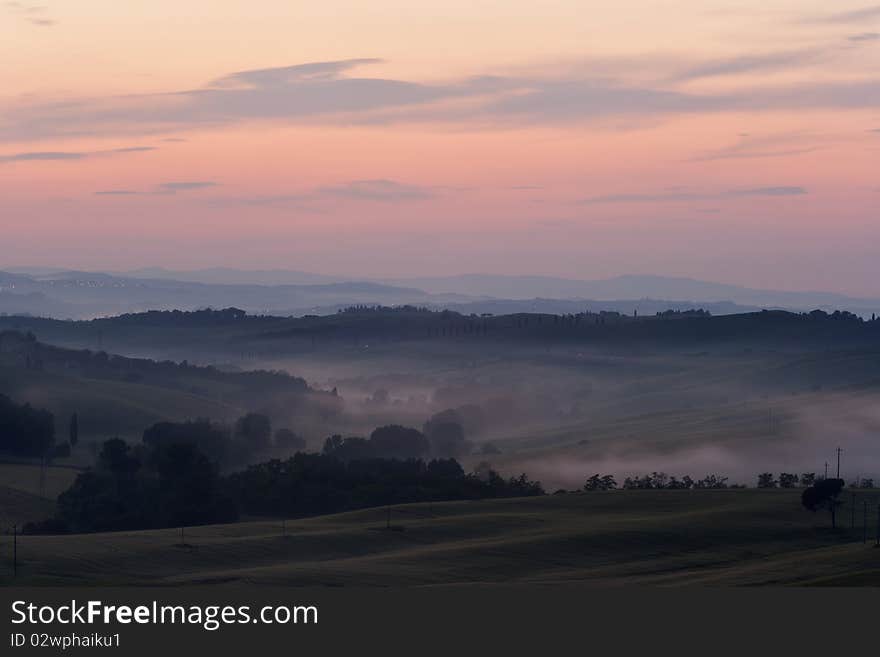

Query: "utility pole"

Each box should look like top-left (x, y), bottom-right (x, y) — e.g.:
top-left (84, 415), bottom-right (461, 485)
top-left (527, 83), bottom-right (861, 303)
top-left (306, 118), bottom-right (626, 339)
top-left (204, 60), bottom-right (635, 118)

top-left (876, 505), bottom-right (879, 548)
top-left (851, 492), bottom-right (856, 529)
top-left (39, 454), bottom-right (46, 499)
top-left (824, 462), bottom-right (828, 479)
top-left (12, 524), bottom-right (17, 577)
top-left (837, 447), bottom-right (842, 480)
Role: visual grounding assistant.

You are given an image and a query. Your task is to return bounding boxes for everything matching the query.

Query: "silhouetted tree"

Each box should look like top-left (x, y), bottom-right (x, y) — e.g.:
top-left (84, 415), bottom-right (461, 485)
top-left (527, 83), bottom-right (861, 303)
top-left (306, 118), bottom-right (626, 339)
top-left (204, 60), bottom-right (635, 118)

top-left (98, 438), bottom-right (139, 477)
top-left (423, 410), bottom-right (472, 458)
top-left (757, 473), bottom-right (777, 488)
top-left (584, 474), bottom-right (617, 491)
top-left (693, 474), bottom-right (728, 489)
top-left (0, 394), bottom-right (55, 457)
top-left (234, 413), bottom-right (272, 452)
top-left (143, 419), bottom-right (231, 466)
top-left (68, 413), bottom-right (79, 448)
top-left (802, 478), bottom-right (845, 528)
top-left (369, 425), bottom-right (430, 460)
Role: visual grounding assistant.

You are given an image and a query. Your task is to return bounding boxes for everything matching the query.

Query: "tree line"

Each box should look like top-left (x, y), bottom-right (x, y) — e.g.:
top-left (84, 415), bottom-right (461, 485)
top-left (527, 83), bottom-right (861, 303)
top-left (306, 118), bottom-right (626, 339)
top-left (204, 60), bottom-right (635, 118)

top-left (24, 419), bottom-right (543, 534)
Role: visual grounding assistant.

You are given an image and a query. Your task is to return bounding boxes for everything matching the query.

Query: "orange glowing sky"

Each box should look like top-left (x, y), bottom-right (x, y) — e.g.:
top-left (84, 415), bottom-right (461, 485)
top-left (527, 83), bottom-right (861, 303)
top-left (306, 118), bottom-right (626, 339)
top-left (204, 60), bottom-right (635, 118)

top-left (1, 1), bottom-right (878, 294)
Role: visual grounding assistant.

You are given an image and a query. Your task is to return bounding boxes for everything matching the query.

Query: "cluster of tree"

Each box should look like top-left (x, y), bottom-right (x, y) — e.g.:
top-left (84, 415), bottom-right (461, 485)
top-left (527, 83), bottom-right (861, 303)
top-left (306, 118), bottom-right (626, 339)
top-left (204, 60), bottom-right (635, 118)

top-left (753, 472), bottom-right (861, 488)
top-left (0, 393), bottom-right (55, 457)
top-left (655, 309), bottom-right (712, 318)
top-left (323, 413), bottom-right (474, 462)
top-left (618, 473), bottom-right (735, 490)
top-left (582, 471), bottom-right (877, 493)
top-left (230, 454), bottom-right (543, 518)
top-left (583, 474), bottom-right (618, 491)
top-left (110, 307), bottom-right (253, 326)
top-left (29, 435), bottom-right (542, 533)
top-left (34, 437), bottom-right (238, 533)
top-left (142, 414), bottom-right (305, 469)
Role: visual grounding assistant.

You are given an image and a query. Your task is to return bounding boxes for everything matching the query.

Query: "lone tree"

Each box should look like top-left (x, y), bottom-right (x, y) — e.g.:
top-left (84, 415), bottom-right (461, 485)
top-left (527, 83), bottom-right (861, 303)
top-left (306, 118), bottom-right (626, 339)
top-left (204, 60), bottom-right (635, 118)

top-left (802, 478), bottom-right (845, 528)
top-left (69, 413), bottom-right (79, 448)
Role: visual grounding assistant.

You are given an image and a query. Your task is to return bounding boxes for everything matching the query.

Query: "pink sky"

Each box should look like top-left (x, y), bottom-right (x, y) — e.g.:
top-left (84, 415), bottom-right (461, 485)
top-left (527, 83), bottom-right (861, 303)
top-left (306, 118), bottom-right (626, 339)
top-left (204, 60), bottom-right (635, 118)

top-left (1, 2), bottom-right (878, 295)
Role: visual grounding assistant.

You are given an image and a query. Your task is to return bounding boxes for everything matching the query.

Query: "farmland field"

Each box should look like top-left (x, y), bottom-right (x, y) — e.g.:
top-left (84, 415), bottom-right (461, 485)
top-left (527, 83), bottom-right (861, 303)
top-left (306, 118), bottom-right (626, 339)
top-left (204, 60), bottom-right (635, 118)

top-left (3, 490), bottom-right (878, 587)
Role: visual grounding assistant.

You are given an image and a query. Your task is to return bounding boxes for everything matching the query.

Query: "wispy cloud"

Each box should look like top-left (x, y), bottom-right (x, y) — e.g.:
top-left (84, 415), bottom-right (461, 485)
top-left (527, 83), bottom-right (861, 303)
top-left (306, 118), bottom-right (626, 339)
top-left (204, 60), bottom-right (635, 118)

top-left (689, 133), bottom-right (825, 162)
top-left (4, 1), bottom-right (56, 26)
top-left (0, 151), bottom-right (86, 162)
top-left (810, 5), bottom-right (880, 24)
top-left (580, 186), bottom-right (807, 204)
top-left (214, 179), bottom-right (434, 209)
top-left (156, 181), bottom-right (218, 194)
top-left (93, 182), bottom-right (219, 196)
top-left (3, 57), bottom-right (880, 141)
top-left (848, 32), bottom-right (880, 42)
top-left (110, 146), bottom-right (155, 154)
top-left (673, 49), bottom-right (822, 82)
top-left (314, 179), bottom-right (433, 201)
top-left (729, 186), bottom-right (807, 197)
top-left (211, 59), bottom-right (385, 87)
top-left (0, 145), bottom-right (156, 163)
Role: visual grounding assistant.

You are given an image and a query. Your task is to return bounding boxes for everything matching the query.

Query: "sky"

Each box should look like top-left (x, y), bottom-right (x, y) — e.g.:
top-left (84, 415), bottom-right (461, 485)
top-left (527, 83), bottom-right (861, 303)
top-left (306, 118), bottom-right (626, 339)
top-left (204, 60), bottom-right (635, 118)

top-left (1, 1), bottom-right (878, 295)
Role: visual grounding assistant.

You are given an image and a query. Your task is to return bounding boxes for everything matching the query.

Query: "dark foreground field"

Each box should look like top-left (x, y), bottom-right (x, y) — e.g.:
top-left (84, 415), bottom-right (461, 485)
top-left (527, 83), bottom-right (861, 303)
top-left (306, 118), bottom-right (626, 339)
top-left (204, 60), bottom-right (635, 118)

top-left (3, 490), bottom-right (878, 587)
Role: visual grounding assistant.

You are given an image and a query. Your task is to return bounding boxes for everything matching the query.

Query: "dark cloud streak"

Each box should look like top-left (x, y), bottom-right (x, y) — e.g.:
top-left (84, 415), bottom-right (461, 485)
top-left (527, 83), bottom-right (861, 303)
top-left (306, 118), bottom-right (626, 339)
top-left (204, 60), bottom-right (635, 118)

top-left (157, 181), bottom-right (218, 194)
top-left (580, 187), bottom-right (807, 204)
top-left (811, 5), bottom-right (880, 24)
top-left (314, 179), bottom-right (433, 201)
top-left (0, 151), bottom-right (86, 162)
top-left (0, 146), bottom-right (157, 163)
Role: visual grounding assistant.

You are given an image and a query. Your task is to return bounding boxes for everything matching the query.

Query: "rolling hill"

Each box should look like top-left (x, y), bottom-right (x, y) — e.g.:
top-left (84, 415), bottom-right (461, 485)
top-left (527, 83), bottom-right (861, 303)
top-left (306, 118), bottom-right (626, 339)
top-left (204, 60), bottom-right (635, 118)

top-left (2, 490), bottom-right (877, 586)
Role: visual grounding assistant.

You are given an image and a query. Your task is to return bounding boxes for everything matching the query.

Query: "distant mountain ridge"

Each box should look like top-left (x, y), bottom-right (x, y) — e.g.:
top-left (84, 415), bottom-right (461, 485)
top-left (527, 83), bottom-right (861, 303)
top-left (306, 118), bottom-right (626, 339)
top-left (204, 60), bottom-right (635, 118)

top-left (388, 273), bottom-right (880, 309)
top-left (1, 267), bottom-right (877, 319)
top-left (123, 267), bottom-right (346, 286)
top-left (0, 269), bottom-right (454, 319)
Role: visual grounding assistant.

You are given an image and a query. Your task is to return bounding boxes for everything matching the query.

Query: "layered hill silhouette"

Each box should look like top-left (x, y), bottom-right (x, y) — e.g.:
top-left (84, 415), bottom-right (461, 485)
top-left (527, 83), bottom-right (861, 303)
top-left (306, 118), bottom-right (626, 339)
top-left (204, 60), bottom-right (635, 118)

top-left (2, 268), bottom-right (877, 319)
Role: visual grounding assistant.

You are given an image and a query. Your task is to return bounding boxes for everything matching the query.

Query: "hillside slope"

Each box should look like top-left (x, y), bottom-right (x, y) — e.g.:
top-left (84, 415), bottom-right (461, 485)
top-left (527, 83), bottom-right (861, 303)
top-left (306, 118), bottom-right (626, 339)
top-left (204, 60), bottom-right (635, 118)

top-left (4, 490), bottom-right (878, 586)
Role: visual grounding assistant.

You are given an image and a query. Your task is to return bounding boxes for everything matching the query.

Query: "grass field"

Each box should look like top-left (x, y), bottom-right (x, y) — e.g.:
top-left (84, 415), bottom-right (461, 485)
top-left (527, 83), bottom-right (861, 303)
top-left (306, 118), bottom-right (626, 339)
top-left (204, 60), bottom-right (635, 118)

top-left (0, 463), bottom-right (78, 531)
top-left (0, 486), bottom-right (55, 529)
top-left (2, 490), bottom-right (878, 587)
top-left (0, 364), bottom-right (241, 444)
top-left (0, 463), bottom-right (79, 500)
